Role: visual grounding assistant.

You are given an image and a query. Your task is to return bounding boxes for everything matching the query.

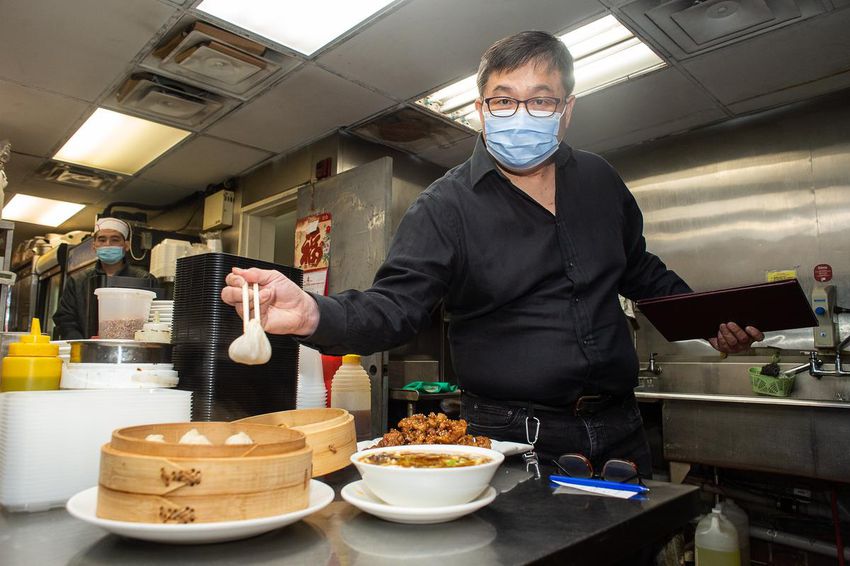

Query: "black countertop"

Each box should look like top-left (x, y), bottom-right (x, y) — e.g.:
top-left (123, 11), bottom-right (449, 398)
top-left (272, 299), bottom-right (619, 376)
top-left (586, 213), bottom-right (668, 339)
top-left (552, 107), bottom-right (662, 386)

top-left (0, 460), bottom-right (698, 566)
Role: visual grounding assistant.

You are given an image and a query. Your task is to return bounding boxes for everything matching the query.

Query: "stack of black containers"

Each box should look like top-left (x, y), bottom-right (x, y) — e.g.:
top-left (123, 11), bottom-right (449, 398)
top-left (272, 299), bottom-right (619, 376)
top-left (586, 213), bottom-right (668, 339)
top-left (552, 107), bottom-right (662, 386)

top-left (172, 253), bottom-right (302, 421)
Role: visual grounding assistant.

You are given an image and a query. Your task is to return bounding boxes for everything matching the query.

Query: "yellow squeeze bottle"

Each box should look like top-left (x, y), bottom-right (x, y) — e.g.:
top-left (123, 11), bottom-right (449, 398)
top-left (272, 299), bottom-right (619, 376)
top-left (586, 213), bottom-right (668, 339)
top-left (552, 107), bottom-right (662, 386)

top-left (1, 319), bottom-right (62, 392)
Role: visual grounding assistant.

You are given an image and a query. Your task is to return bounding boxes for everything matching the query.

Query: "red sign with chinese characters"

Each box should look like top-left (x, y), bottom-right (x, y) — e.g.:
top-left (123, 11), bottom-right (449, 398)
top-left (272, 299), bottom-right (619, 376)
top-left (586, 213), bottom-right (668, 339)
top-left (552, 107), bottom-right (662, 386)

top-left (294, 212), bottom-right (332, 295)
top-left (813, 263), bottom-right (833, 282)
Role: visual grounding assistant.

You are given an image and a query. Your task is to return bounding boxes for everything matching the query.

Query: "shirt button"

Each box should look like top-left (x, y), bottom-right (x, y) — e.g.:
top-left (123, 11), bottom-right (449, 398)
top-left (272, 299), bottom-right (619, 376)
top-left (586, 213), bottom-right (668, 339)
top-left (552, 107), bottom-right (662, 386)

top-left (574, 297), bottom-right (580, 303)
top-left (568, 262), bottom-right (574, 268)
top-left (582, 339), bottom-right (588, 345)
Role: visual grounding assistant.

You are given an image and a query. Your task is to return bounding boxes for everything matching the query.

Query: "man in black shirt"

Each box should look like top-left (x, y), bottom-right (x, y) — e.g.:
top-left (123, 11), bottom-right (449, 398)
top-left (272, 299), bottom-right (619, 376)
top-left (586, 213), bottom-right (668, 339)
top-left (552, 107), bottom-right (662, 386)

top-left (54, 218), bottom-right (156, 339)
top-left (222, 31), bottom-right (762, 474)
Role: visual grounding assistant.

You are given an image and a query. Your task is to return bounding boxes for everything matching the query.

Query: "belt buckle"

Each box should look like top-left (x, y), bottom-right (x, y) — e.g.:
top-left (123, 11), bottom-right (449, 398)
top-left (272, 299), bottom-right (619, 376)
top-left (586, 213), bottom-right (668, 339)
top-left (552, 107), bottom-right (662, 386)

top-left (574, 394), bottom-right (603, 417)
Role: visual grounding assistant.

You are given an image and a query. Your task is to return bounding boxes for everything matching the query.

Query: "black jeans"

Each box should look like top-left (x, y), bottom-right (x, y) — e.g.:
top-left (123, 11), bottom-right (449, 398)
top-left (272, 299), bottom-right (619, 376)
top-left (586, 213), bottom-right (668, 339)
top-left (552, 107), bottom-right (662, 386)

top-left (461, 393), bottom-right (652, 478)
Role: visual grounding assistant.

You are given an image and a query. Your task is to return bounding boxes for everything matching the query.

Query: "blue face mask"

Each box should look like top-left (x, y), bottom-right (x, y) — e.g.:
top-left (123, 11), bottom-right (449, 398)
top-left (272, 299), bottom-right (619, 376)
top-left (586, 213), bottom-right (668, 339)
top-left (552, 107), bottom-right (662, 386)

top-left (96, 246), bottom-right (125, 265)
top-left (483, 110), bottom-right (563, 172)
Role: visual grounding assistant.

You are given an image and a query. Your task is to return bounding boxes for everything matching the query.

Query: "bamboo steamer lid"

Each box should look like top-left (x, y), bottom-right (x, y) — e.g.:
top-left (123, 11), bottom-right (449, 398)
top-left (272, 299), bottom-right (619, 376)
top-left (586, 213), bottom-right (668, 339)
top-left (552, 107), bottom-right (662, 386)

top-left (110, 422), bottom-right (305, 458)
top-left (99, 443), bottom-right (313, 496)
top-left (96, 481), bottom-right (310, 524)
top-left (236, 408), bottom-right (356, 477)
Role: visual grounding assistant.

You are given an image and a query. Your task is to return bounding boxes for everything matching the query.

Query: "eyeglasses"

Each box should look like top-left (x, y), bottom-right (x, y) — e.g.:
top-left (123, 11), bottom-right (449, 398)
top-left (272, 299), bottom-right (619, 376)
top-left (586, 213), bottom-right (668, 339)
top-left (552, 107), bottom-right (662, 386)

top-left (483, 96), bottom-right (562, 118)
top-left (552, 453), bottom-right (645, 486)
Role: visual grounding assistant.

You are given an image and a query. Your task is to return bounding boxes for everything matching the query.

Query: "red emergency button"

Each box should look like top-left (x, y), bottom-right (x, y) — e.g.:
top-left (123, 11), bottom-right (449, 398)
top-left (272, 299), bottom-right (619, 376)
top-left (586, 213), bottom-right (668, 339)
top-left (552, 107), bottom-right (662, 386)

top-left (813, 264), bottom-right (833, 282)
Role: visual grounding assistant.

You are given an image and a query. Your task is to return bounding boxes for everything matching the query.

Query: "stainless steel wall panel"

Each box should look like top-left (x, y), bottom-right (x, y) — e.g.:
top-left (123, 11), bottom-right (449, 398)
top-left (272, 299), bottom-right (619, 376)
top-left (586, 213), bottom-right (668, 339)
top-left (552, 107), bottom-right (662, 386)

top-left (607, 91), bottom-right (850, 355)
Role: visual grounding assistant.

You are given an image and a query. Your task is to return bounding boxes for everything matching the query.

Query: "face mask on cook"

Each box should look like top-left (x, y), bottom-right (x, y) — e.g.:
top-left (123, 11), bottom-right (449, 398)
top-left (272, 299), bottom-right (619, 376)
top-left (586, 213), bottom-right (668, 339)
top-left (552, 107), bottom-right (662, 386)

top-left (96, 246), bottom-right (125, 265)
top-left (483, 110), bottom-right (563, 172)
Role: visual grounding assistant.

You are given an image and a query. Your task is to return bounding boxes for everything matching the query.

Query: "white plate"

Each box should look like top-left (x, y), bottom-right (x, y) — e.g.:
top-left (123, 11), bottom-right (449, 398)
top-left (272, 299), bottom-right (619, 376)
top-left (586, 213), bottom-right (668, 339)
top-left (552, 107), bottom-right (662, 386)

top-left (65, 480), bottom-right (334, 544)
top-left (355, 438), bottom-right (532, 456)
top-left (341, 480), bottom-right (496, 524)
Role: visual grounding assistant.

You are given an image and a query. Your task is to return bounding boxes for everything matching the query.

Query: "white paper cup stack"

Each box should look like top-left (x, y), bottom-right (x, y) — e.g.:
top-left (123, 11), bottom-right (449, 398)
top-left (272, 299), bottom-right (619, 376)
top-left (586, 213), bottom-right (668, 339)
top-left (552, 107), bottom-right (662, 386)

top-left (296, 345), bottom-right (327, 409)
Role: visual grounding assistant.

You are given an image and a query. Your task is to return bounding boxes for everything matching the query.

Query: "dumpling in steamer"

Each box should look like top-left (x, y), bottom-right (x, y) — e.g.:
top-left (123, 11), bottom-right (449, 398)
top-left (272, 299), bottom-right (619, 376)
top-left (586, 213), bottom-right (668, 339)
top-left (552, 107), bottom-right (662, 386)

top-left (179, 428), bottom-right (212, 445)
top-left (145, 434), bottom-right (165, 443)
top-left (225, 431), bottom-right (254, 445)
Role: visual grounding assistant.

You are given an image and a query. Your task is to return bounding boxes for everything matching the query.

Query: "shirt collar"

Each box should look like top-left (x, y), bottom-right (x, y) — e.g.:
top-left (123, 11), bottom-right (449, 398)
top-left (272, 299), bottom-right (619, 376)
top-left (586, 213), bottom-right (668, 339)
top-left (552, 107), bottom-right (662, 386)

top-left (469, 134), bottom-right (575, 187)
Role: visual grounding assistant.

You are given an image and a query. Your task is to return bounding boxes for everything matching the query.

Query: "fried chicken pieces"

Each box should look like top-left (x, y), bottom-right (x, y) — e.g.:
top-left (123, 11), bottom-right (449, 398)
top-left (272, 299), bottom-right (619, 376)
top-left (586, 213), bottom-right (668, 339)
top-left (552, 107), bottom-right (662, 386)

top-left (375, 412), bottom-right (491, 449)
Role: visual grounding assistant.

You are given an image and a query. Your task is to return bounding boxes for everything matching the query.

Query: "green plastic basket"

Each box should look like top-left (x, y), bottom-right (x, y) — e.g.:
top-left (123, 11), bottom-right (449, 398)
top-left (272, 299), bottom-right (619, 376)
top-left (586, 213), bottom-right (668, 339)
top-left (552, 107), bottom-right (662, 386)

top-left (749, 367), bottom-right (795, 397)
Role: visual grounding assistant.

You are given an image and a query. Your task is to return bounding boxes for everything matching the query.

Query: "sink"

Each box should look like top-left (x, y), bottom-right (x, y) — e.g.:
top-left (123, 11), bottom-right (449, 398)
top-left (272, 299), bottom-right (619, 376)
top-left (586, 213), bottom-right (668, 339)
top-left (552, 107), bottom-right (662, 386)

top-left (634, 361), bottom-right (850, 481)
top-left (635, 361), bottom-right (850, 407)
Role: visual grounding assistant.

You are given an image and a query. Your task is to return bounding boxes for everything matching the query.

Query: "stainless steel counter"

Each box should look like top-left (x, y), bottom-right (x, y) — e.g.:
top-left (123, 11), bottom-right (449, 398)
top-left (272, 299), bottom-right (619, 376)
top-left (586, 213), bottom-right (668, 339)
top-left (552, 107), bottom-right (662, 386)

top-left (0, 460), bottom-right (699, 566)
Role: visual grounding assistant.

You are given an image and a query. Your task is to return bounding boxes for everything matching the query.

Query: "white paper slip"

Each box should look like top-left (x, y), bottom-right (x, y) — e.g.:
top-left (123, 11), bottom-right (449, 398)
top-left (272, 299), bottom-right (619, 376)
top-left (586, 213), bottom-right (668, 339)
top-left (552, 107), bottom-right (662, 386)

top-left (552, 483), bottom-right (639, 499)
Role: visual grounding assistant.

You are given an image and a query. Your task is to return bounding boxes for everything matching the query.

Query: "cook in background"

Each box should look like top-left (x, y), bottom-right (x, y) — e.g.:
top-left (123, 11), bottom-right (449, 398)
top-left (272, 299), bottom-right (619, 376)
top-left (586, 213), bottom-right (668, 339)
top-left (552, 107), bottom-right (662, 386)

top-left (222, 31), bottom-right (763, 477)
top-left (53, 218), bottom-right (157, 340)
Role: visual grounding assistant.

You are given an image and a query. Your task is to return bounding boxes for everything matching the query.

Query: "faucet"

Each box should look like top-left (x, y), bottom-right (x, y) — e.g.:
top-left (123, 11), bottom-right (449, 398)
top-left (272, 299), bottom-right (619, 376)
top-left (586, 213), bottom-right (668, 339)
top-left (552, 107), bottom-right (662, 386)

top-left (834, 334), bottom-right (850, 376)
top-left (639, 352), bottom-right (662, 376)
top-left (795, 334), bottom-right (850, 379)
top-left (787, 352), bottom-right (824, 379)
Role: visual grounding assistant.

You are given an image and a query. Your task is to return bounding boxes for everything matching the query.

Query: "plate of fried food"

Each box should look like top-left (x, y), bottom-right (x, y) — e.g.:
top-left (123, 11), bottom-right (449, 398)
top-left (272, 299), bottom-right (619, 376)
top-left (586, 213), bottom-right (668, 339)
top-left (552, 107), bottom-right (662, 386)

top-left (356, 413), bottom-right (532, 456)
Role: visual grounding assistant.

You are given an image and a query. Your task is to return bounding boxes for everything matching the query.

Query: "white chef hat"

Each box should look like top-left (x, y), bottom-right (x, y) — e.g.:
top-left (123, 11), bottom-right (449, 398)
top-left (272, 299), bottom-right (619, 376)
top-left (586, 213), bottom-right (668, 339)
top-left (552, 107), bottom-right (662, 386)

top-left (94, 217), bottom-right (130, 239)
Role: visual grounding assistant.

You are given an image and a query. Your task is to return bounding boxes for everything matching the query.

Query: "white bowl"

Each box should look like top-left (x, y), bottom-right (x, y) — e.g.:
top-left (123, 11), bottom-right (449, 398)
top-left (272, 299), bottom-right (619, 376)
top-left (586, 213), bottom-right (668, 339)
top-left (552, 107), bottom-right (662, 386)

top-left (350, 444), bottom-right (504, 508)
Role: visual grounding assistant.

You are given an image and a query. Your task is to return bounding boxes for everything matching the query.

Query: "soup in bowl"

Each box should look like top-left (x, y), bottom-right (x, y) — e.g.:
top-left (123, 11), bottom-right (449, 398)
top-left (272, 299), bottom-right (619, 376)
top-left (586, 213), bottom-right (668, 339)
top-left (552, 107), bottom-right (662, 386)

top-left (351, 444), bottom-right (504, 507)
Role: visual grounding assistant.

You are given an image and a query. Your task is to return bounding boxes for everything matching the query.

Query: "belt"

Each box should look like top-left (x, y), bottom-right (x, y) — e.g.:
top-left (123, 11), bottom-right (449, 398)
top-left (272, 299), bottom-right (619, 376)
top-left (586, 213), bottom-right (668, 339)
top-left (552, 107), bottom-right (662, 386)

top-left (461, 390), bottom-right (631, 417)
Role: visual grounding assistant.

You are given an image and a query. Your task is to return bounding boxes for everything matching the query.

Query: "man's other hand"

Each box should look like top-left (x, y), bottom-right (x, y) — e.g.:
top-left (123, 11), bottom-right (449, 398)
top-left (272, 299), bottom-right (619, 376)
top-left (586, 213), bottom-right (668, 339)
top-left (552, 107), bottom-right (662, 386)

top-left (709, 322), bottom-right (764, 354)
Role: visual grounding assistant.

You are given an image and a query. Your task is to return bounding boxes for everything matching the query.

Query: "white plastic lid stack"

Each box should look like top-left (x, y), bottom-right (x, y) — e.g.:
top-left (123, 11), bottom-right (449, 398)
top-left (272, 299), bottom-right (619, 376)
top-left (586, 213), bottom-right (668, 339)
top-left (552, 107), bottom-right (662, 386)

top-left (0, 389), bottom-right (191, 512)
top-left (296, 345), bottom-right (327, 409)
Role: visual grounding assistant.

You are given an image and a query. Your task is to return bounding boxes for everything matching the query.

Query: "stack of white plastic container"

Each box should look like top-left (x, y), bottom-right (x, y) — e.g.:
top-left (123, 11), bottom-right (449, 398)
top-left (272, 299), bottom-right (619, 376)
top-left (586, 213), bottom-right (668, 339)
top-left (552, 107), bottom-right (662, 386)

top-left (0, 388), bottom-right (191, 511)
top-left (296, 345), bottom-right (327, 408)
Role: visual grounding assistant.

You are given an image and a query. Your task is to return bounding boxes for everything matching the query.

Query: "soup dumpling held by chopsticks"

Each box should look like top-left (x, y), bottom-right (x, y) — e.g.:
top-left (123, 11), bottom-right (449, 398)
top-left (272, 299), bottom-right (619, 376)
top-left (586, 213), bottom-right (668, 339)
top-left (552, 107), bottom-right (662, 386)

top-left (229, 281), bottom-right (272, 365)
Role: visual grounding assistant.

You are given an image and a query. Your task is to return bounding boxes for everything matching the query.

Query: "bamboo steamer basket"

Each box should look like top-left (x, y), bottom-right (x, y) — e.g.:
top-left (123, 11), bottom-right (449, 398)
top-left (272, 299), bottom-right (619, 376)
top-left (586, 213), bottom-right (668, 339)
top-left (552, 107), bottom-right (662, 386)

top-left (236, 408), bottom-right (356, 477)
top-left (97, 422), bottom-right (312, 523)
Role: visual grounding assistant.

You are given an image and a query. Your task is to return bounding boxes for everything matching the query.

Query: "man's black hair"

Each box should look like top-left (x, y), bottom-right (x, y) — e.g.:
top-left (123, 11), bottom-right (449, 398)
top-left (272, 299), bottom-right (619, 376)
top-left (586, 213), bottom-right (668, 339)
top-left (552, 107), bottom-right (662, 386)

top-left (477, 30), bottom-right (575, 96)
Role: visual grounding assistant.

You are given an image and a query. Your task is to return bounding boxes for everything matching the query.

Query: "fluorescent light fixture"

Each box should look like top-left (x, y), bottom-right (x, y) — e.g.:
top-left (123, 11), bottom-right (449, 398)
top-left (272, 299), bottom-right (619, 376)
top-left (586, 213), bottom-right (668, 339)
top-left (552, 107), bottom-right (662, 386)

top-left (196, 0), bottom-right (395, 56)
top-left (2, 194), bottom-right (85, 227)
top-left (54, 108), bottom-right (190, 175)
top-left (416, 14), bottom-right (665, 130)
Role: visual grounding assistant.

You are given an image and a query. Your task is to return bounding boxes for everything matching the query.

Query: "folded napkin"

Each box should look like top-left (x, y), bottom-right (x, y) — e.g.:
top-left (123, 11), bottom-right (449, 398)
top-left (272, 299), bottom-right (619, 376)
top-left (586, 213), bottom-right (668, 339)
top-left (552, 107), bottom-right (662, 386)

top-left (401, 381), bottom-right (457, 393)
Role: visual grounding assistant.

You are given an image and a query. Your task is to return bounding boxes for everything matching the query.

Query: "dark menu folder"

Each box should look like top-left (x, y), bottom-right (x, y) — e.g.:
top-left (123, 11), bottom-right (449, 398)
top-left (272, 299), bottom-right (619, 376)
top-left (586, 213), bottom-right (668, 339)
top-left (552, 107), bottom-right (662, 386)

top-left (636, 279), bottom-right (818, 342)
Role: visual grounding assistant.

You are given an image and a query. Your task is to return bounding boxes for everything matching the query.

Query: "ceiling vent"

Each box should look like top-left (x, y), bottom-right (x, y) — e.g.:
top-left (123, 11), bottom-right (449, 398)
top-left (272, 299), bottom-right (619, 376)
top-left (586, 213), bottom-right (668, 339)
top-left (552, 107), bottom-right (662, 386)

top-left (621, 0), bottom-right (827, 57)
top-left (35, 162), bottom-right (123, 192)
top-left (349, 106), bottom-right (473, 155)
top-left (111, 73), bottom-right (233, 128)
top-left (139, 19), bottom-right (297, 100)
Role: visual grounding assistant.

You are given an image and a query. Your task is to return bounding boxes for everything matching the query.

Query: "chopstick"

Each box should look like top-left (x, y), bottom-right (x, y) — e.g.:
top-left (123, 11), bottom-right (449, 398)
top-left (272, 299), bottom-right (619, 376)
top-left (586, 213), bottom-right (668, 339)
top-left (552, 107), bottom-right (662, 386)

top-left (253, 282), bottom-right (260, 324)
top-left (241, 282), bottom-right (249, 333)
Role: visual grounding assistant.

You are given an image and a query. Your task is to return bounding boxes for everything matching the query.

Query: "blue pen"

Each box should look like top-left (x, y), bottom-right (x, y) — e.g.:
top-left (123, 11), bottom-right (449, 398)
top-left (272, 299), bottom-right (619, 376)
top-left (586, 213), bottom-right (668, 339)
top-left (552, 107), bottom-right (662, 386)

top-left (549, 474), bottom-right (650, 494)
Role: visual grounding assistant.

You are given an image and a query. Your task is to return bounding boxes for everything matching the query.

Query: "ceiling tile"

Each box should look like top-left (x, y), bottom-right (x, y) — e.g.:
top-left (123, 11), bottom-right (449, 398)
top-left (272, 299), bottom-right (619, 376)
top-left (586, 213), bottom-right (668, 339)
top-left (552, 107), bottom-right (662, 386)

top-left (207, 64), bottom-right (395, 153)
top-left (316, 0), bottom-right (605, 101)
top-left (113, 178), bottom-right (196, 206)
top-left (681, 9), bottom-right (850, 106)
top-left (567, 68), bottom-right (726, 152)
top-left (0, 0), bottom-right (178, 101)
top-left (140, 136), bottom-right (272, 189)
top-left (0, 80), bottom-right (91, 157)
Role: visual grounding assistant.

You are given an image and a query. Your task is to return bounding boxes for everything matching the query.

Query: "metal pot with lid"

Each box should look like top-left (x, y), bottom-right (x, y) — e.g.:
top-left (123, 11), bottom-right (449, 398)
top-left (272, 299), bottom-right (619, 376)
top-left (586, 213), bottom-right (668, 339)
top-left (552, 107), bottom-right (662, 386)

top-left (68, 339), bottom-right (172, 364)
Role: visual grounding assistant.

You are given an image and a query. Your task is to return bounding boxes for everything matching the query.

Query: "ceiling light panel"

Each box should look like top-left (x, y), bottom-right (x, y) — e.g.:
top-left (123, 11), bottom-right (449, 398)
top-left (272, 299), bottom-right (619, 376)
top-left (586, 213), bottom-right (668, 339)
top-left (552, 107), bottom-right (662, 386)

top-left (196, 0), bottom-right (395, 56)
top-left (2, 194), bottom-right (86, 227)
top-left (416, 14), bottom-right (666, 130)
top-left (54, 108), bottom-right (191, 175)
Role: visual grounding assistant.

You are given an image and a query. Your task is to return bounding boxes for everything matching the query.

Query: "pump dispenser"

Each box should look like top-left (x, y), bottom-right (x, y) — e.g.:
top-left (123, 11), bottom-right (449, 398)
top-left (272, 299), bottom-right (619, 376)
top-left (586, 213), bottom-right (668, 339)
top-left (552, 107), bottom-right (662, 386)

top-left (1, 319), bottom-right (62, 391)
top-left (695, 507), bottom-right (741, 566)
top-left (330, 354), bottom-right (372, 440)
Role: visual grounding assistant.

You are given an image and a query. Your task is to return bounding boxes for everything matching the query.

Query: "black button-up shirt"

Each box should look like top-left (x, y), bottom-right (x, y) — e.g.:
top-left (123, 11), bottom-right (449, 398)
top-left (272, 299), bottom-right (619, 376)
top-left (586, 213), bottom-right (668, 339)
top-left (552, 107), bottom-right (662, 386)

top-left (307, 136), bottom-right (690, 406)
